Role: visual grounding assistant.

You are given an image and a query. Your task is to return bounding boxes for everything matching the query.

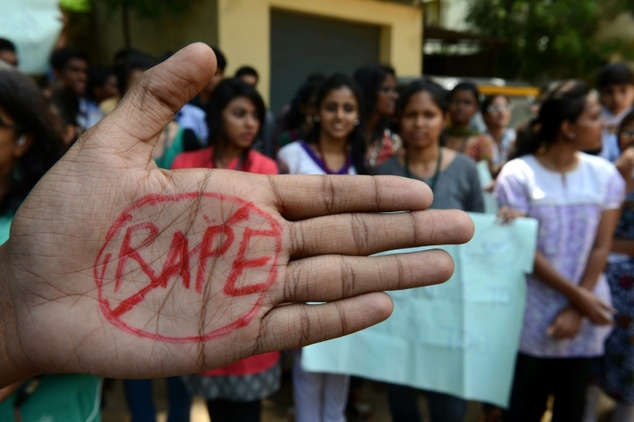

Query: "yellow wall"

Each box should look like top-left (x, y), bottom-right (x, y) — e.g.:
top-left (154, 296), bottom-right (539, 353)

top-left (95, 0), bottom-right (421, 104)
top-left (219, 0), bottom-right (422, 104)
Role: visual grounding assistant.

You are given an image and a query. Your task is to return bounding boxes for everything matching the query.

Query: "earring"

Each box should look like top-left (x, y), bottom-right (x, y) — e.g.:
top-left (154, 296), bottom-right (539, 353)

top-left (537, 143), bottom-right (548, 155)
top-left (354, 120), bottom-right (360, 126)
top-left (568, 133), bottom-right (576, 140)
top-left (16, 135), bottom-right (26, 146)
top-left (314, 116), bottom-right (320, 123)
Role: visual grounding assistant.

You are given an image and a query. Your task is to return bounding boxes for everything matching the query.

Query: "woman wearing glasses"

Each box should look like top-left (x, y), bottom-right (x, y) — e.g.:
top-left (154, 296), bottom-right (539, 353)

top-left (444, 82), bottom-right (496, 176)
top-left (482, 94), bottom-right (517, 175)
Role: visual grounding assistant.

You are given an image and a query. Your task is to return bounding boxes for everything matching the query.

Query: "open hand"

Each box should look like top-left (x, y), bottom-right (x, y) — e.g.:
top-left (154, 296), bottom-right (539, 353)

top-left (0, 44), bottom-right (474, 386)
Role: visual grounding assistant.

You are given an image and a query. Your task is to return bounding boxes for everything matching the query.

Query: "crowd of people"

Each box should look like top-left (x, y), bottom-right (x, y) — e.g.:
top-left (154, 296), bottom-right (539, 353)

top-left (0, 36), bottom-right (632, 422)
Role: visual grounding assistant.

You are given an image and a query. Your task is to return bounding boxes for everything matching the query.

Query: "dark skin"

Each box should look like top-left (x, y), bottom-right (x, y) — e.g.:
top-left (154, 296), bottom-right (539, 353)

top-left (0, 44), bottom-right (474, 387)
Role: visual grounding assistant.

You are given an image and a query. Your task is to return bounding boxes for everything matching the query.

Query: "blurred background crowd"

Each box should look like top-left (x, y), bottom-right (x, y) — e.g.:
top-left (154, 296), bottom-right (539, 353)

top-left (2, 1), bottom-right (634, 422)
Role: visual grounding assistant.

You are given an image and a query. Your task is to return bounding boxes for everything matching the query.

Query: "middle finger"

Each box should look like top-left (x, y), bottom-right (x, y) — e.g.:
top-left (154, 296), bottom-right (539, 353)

top-left (287, 209), bottom-right (473, 258)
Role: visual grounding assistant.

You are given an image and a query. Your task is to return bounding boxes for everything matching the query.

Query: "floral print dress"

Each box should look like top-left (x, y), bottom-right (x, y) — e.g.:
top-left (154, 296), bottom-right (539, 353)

top-left (598, 191), bottom-right (634, 404)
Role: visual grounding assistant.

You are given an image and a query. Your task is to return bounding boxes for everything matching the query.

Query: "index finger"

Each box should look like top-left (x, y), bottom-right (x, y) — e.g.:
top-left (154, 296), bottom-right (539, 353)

top-left (269, 175), bottom-right (434, 220)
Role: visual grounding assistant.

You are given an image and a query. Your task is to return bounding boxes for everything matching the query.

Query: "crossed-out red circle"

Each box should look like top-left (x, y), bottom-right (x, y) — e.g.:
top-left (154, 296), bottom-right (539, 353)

top-left (94, 192), bottom-right (282, 343)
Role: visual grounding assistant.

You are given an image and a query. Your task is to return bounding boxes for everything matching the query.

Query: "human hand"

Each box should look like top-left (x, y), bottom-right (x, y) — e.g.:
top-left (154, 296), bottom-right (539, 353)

top-left (570, 287), bottom-right (615, 325)
top-left (0, 44), bottom-right (474, 386)
top-left (547, 306), bottom-right (583, 340)
top-left (496, 206), bottom-right (525, 224)
top-left (483, 180), bottom-right (496, 193)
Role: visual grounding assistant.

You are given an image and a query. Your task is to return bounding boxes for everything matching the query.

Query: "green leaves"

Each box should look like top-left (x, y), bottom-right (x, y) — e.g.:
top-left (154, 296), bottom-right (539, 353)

top-left (60, 0), bottom-right (92, 12)
top-left (465, 0), bottom-right (632, 82)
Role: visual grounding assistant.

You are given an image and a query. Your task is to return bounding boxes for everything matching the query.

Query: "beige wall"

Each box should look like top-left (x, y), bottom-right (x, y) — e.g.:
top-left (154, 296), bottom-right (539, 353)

top-left (95, 0), bottom-right (422, 103)
top-left (219, 0), bottom-right (422, 103)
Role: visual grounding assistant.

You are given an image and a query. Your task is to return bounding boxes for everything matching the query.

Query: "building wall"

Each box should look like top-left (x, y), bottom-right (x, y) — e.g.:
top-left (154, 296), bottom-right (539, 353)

top-left (95, 0), bottom-right (421, 103)
top-left (219, 0), bottom-right (422, 103)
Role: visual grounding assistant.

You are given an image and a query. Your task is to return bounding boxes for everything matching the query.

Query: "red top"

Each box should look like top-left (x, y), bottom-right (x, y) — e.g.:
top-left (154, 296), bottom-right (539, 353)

top-left (171, 146), bottom-right (279, 376)
top-left (171, 147), bottom-right (278, 175)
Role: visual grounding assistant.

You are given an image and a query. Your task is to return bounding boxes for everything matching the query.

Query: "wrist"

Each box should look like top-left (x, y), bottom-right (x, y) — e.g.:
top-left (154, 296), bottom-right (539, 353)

top-left (567, 284), bottom-right (588, 307)
top-left (563, 304), bottom-right (582, 315)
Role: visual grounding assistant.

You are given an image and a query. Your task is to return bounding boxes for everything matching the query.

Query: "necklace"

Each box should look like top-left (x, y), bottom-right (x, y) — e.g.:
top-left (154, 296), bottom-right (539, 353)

top-left (404, 147), bottom-right (444, 192)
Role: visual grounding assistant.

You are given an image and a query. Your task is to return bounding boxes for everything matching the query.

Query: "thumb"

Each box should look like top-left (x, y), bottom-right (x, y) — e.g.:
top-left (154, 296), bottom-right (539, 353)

top-left (82, 43), bottom-right (216, 161)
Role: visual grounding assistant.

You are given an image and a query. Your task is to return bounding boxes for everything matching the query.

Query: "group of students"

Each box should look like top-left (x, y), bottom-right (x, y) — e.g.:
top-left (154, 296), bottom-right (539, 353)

top-left (0, 39), bottom-right (633, 422)
top-left (143, 54), bottom-right (634, 422)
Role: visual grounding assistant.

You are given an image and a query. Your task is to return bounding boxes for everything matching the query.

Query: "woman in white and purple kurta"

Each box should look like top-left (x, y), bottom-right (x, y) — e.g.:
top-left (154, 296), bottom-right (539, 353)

top-left (495, 80), bottom-right (625, 422)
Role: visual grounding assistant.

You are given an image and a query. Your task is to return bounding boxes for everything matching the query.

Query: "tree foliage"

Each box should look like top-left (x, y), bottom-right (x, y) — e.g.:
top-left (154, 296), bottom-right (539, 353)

top-left (465, 0), bottom-right (634, 83)
top-left (97, 0), bottom-right (196, 19)
top-left (94, 0), bottom-right (198, 47)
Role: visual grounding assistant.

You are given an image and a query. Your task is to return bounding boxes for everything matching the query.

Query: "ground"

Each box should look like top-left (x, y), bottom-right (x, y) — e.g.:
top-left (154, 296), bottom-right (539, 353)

top-left (101, 368), bottom-right (616, 422)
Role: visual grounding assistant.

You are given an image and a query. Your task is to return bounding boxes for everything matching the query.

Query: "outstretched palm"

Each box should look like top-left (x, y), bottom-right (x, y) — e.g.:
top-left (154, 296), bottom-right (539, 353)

top-left (0, 44), bottom-right (473, 386)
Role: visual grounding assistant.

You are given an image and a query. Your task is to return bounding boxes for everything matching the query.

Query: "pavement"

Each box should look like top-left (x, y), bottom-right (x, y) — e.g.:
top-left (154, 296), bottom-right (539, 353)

top-left (100, 371), bottom-right (617, 422)
top-left (102, 372), bottom-right (484, 422)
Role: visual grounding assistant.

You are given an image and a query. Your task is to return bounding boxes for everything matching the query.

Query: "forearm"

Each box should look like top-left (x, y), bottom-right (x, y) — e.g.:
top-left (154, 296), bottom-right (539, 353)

top-left (578, 244), bottom-right (611, 291)
top-left (578, 209), bottom-right (621, 291)
top-left (0, 245), bottom-right (30, 387)
top-left (533, 251), bottom-right (581, 300)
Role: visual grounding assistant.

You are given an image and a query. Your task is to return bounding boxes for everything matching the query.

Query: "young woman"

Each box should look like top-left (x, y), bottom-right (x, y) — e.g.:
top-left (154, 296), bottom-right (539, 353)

top-left (353, 64), bottom-right (401, 169)
top-left (586, 110), bottom-right (634, 422)
top-left (482, 94), bottom-right (516, 174)
top-left (277, 73), bottom-right (366, 422)
top-left (274, 73), bottom-right (325, 153)
top-left (444, 82), bottom-right (496, 174)
top-left (0, 62), bottom-right (103, 422)
top-left (375, 79), bottom-right (483, 422)
top-left (277, 73), bottom-right (366, 177)
top-left (173, 78), bottom-right (280, 422)
top-left (496, 80), bottom-right (625, 422)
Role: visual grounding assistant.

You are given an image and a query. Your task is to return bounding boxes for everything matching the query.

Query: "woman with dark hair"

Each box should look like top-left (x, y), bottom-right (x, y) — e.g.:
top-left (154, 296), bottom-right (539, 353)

top-left (172, 78), bottom-right (280, 422)
top-left (278, 73), bottom-right (367, 176)
top-left (375, 78), bottom-right (483, 422)
top-left (275, 73), bottom-right (326, 152)
top-left (496, 80), bottom-right (625, 422)
top-left (277, 73), bottom-right (366, 422)
top-left (445, 81), bottom-right (496, 174)
top-left (173, 77), bottom-right (275, 174)
top-left (0, 62), bottom-right (103, 421)
top-left (353, 63), bottom-right (401, 169)
top-left (481, 94), bottom-right (516, 174)
top-left (586, 110), bottom-right (634, 422)
top-left (0, 63), bottom-right (63, 216)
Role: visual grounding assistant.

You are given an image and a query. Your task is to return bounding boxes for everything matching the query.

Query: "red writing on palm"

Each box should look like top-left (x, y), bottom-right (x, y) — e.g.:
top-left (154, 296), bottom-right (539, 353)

top-left (94, 193), bottom-right (282, 343)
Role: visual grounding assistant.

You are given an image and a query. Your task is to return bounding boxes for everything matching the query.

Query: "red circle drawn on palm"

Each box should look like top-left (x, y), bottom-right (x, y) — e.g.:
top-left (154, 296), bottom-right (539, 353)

top-left (94, 192), bottom-right (282, 343)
